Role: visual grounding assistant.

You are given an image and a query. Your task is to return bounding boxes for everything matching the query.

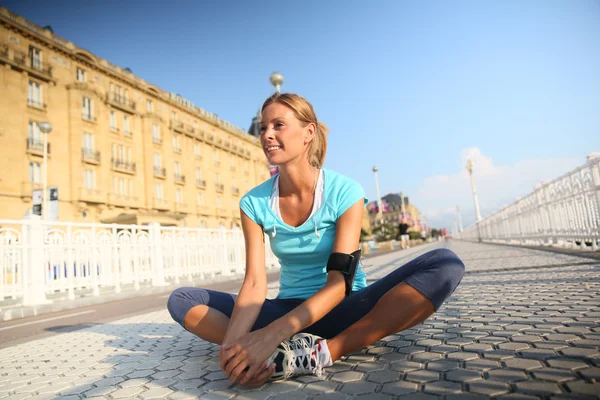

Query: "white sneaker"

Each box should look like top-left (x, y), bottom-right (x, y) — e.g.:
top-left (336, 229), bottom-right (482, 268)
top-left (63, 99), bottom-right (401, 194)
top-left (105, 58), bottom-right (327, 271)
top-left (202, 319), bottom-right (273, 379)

top-left (266, 333), bottom-right (333, 380)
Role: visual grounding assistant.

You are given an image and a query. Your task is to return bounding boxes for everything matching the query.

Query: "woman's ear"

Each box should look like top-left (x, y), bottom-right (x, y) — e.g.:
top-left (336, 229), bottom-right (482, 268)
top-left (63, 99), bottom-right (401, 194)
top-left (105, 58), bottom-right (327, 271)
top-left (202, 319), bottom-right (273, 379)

top-left (304, 122), bottom-right (317, 144)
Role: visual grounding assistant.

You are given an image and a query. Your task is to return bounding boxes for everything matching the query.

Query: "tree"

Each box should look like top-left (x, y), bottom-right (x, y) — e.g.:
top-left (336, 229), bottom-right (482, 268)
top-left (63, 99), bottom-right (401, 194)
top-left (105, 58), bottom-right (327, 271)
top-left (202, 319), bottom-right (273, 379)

top-left (372, 221), bottom-right (396, 242)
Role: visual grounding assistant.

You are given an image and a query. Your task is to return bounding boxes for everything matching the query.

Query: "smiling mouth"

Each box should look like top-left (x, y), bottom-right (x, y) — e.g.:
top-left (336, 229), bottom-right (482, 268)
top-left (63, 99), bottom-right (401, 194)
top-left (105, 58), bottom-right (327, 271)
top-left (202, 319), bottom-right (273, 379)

top-left (266, 146), bottom-right (283, 153)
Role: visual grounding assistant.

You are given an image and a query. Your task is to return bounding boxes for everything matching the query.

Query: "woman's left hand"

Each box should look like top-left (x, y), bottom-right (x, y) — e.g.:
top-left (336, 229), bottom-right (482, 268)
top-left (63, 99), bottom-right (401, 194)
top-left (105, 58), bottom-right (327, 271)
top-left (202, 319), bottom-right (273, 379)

top-left (220, 327), bottom-right (282, 384)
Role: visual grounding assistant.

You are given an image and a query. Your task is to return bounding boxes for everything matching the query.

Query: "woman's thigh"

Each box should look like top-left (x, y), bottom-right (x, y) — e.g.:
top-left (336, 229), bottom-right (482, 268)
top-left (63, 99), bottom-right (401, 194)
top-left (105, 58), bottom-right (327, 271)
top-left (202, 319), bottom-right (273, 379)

top-left (167, 287), bottom-right (300, 331)
top-left (303, 248), bottom-right (465, 339)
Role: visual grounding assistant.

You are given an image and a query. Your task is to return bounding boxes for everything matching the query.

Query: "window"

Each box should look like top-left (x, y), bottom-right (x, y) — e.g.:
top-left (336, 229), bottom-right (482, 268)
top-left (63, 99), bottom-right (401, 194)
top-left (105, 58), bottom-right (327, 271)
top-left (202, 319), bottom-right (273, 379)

top-left (123, 116), bottom-right (130, 135)
top-left (76, 67), bottom-right (86, 82)
top-left (194, 142), bottom-right (201, 158)
top-left (215, 172), bottom-right (220, 184)
top-left (82, 96), bottom-right (93, 119)
top-left (112, 144), bottom-right (131, 163)
top-left (28, 81), bottom-right (42, 107)
top-left (197, 193), bottom-right (204, 206)
top-left (84, 169), bottom-right (96, 189)
top-left (172, 111), bottom-right (177, 120)
top-left (153, 153), bottom-right (162, 168)
top-left (172, 134), bottom-right (181, 152)
top-left (110, 111), bottom-right (117, 131)
top-left (83, 132), bottom-right (94, 153)
top-left (119, 177), bottom-right (125, 195)
top-left (195, 167), bottom-right (202, 182)
top-left (146, 99), bottom-right (153, 112)
top-left (152, 124), bottom-right (160, 143)
top-left (28, 121), bottom-right (41, 143)
top-left (216, 196), bottom-right (222, 208)
top-left (29, 46), bottom-right (41, 69)
top-left (174, 161), bottom-right (181, 176)
top-left (29, 162), bottom-right (41, 183)
top-left (154, 183), bottom-right (163, 199)
top-left (176, 188), bottom-right (183, 204)
top-left (213, 149), bottom-right (219, 164)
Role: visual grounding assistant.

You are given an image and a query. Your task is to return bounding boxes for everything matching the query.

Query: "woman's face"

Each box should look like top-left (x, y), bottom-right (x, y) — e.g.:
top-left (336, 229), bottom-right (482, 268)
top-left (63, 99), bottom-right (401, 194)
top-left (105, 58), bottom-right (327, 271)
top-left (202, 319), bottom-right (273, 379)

top-left (260, 102), bottom-right (313, 166)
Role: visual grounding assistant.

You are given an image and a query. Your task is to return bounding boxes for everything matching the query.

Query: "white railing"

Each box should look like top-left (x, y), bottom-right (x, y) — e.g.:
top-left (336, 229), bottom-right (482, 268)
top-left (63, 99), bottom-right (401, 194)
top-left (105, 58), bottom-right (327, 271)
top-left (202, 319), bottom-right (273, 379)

top-left (457, 153), bottom-right (600, 250)
top-left (0, 217), bottom-right (279, 305)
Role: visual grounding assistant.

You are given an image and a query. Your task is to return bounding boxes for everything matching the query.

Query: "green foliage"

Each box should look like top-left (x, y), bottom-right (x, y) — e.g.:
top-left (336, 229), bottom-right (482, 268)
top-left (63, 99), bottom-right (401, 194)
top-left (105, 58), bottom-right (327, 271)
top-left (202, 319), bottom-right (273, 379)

top-left (409, 231), bottom-right (422, 241)
top-left (360, 228), bottom-right (369, 242)
top-left (372, 221), bottom-right (396, 242)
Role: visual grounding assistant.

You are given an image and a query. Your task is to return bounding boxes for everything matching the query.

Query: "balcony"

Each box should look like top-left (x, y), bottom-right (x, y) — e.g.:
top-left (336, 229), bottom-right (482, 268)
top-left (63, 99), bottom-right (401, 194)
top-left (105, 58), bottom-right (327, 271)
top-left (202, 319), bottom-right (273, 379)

top-left (153, 197), bottom-right (170, 211)
top-left (214, 160), bottom-right (221, 167)
top-left (170, 119), bottom-right (184, 133)
top-left (195, 154), bottom-right (203, 160)
top-left (82, 149), bottom-right (100, 164)
top-left (107, 92), bottom-right (136, 114)
top-left (152, 137), bottom-right (163, 145)
top-left (26, 138), bottom-right (50, 157)
top-left (0, 46), bottom-right (54, 82)
top-left (232, 187), bottom-right (240, 196)
top-left (174, 174), bottom-right (186, 185)
top-left (174, 202), bottom-right (189, 213)
top-left (173, 146), bottom-right (182, 154)
top-left (215, 183), bottom-right (224, 193)
top-left (108, 192), bottom-right (139, 208)
top-left (82, 113), bottom-right (96, 123)
top-left (154, 167), bottom-right (166, 179)
top-left (196, 179), bottom-right (206, 189)
top-left (110, 127), bottom-right (120, 134)
top-left (20, 181), bottom-right (42, 201)
top-left (111, 159), bottom-right (136, 174)
top-left (123, 130), bottom-right (132, 138)
top-left (197, 205), bottom-right (211, 216)
top-left (27, 99), bottom-right (47, 111)
top-left (216, 208), bottom-right (228, 217)
top-left (79, 187), bottom-right (104, 204)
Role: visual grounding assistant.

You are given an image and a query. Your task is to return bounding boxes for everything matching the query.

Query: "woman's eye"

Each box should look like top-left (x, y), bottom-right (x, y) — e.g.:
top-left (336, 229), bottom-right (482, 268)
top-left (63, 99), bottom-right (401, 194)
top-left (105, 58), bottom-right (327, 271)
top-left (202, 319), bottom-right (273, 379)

top-left (275, 123), bottom-right (284, 128)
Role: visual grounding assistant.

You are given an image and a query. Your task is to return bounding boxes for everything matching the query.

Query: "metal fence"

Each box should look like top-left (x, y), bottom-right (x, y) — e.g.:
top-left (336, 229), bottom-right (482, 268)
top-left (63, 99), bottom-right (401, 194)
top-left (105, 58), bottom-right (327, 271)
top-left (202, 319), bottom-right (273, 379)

top-left (457, 153), bottom-right (600, 250)
top-left (0, 217), bottom-right (279, 305)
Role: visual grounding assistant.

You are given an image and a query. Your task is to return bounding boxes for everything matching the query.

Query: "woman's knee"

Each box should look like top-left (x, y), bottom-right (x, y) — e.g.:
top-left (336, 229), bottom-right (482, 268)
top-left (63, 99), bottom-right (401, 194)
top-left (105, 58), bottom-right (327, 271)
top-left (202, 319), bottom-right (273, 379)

top-left (167, 287), bottom-right (208, 326)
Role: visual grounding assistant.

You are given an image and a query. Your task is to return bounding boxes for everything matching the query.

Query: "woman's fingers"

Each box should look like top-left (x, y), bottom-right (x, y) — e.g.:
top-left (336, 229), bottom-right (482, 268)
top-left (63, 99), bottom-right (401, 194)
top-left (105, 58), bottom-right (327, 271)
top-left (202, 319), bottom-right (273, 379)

top-left (240, 360), bottom-right (266, 385)
top-left (228, 360), bottom-right (249, 384)
top-left (240, 364), bottom-right (275, 388)
top-left (220, 344), bottom-right (241, 370)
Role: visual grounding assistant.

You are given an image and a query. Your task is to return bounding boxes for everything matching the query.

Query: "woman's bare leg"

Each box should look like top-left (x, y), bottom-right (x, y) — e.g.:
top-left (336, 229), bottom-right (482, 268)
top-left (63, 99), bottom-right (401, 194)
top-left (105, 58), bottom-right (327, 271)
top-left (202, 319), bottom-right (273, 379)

top-left (326, 282), bottom-right (435, 362)
top-left (183, 305), bottom-right (230, 344)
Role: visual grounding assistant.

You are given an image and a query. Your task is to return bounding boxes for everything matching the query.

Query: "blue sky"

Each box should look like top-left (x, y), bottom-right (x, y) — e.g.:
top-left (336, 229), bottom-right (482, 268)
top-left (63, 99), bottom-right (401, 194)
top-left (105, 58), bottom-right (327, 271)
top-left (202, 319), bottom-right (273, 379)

top-left (5, 0), bottom-right (599, 229)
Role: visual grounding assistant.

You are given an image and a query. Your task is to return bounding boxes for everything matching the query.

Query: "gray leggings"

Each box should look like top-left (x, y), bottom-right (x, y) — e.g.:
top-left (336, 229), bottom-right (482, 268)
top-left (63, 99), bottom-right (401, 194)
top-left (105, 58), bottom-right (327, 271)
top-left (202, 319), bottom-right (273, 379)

top-left (167, 248), bottom-right (465, 339)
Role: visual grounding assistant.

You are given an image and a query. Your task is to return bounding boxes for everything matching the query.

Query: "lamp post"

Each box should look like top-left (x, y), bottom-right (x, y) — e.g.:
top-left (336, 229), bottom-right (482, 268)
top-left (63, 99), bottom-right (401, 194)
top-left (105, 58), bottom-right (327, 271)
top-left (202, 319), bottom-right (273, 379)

top-left (38, 121), bottom-right (52, 220)
top-left (270, 72), bottom-right (284, 93)
top-left (372, 166), bottom-right (383, 224)
top-left (456, 205), bottom-right (463, 232)
top-left (465, 159), bottom-right (482, 241)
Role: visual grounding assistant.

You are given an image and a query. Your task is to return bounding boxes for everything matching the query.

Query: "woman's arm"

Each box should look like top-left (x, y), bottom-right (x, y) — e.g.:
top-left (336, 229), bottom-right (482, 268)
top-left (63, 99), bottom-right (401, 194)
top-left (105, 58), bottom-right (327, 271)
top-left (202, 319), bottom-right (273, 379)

top-left (267, 198), bottom-right (365, 341)
top-left (221, 210), bottom-right (269, 345)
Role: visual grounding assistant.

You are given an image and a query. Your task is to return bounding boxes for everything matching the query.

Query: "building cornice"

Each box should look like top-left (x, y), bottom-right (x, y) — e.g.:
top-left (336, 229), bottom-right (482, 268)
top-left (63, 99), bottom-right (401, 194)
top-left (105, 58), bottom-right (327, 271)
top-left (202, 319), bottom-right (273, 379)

top-left (0, 7), bottom-right (260, 148)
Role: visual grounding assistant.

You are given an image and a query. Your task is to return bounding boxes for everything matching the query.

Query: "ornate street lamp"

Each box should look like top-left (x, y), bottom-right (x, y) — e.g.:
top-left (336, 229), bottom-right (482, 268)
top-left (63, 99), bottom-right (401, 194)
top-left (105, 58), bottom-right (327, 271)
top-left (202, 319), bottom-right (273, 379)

top-left (269, 72), bottom-right (284, 93)
top-left (466, 159), bottom-right (482, 241)
top-left (38, 121), bottom-right (52, 220)
top-left (372, 166), bottom-right (383, 224)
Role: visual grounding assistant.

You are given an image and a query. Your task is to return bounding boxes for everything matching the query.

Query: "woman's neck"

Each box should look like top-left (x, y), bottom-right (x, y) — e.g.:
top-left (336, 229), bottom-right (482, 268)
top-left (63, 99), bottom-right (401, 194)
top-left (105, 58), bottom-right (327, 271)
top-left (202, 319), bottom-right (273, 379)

top-left (277, 161), bottom-right (318, 198)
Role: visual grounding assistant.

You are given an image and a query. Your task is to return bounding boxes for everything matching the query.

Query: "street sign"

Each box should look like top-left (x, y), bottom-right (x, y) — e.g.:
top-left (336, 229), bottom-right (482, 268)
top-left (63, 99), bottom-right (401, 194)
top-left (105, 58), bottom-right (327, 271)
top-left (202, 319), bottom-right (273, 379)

top-left (32, 189), bottom-right (42, 216)
top-left (48, 187), bottom-right (59, 221)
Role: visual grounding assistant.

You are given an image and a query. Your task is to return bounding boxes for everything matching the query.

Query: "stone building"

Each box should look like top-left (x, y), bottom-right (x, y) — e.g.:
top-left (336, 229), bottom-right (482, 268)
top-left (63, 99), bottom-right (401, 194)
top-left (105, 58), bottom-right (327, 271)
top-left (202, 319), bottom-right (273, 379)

top-left (0, 7), bottom-right (270, 228)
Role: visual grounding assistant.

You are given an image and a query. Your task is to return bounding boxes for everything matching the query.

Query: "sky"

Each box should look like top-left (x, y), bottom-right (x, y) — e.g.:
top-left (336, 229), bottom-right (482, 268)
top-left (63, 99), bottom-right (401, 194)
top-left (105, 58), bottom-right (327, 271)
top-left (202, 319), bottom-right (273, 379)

top-left (4, 0), bottom-right (599, 230)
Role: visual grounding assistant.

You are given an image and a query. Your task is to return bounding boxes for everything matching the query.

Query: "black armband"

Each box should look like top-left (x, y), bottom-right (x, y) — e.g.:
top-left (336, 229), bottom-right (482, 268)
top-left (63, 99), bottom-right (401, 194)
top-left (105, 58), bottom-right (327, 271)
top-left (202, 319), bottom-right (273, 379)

top-left (326, 249), bottom-right (362, 296)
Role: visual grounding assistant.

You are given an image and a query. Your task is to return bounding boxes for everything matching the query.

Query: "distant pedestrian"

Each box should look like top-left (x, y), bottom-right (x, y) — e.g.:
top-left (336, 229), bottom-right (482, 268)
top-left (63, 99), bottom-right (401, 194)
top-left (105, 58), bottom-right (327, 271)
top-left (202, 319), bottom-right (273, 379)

top-left (398, 218), bottom-right (410, 249)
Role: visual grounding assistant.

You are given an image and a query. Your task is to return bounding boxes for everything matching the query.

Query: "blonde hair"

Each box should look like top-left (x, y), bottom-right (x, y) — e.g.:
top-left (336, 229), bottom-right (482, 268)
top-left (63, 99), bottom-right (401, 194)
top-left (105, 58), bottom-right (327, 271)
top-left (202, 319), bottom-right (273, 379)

top-left (262, 93), bottom-right (329, 168)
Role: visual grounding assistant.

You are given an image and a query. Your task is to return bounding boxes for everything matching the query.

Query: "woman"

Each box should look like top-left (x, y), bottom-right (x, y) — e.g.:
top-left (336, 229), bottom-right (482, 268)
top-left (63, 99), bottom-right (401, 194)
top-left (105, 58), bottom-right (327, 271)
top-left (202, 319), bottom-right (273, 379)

top-left (168, 93), bottom-right (465, 387)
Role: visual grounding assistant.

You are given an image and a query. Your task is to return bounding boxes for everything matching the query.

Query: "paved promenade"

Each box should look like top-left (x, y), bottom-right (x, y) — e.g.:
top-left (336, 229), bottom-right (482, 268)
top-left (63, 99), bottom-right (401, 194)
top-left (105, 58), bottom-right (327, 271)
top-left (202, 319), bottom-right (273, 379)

top-left (0, 241), bottom-right (598, 399)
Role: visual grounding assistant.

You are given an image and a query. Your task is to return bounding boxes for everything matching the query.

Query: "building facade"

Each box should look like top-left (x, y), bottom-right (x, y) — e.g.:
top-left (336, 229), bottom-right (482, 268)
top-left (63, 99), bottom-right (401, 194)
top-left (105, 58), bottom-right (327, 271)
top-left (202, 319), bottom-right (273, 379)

top-left (367, 193), bottom-right (422, 232)
top-left (0, 7), bottom-right (271, 228)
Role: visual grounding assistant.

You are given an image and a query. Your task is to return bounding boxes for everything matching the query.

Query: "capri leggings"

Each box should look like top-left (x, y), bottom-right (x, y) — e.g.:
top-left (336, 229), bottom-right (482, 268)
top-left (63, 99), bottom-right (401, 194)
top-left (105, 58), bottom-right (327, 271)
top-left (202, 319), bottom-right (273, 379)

top-left (167, 248), bottom-right (465, 340)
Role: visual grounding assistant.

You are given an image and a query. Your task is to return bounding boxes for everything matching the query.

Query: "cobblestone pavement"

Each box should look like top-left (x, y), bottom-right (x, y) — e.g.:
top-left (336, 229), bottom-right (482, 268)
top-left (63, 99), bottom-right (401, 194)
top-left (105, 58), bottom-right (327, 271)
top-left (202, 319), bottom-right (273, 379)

top-left (0, 241), bottom-right (598, 399)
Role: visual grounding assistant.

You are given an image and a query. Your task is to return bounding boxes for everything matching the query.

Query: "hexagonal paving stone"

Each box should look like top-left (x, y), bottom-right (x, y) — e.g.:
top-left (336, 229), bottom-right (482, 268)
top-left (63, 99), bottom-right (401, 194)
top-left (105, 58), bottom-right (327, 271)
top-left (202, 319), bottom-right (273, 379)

top-left (487, 368), bottom-right (528, 382)
top-left (354, 393), bottom-right (393, 400)
top-left (405, 369), bottom-right (439, 383)
top-left (389, 360), bottom-right (423, 373)
top-left (468, 380), bottom-right (511, 396)
top-left (530, 367), bottom-right (577, 382)
top-left (301, 380), bottom-right (338, 394)
top-left (560, 347), bottom-right (600, 359)
top-left (423, 380), bottom-right (462, 395)
top-left (111, 386), bottom-right (146, 398)
top-left (544, 334), bottom-right (580, 341)
top-left (367, 347), bottom-right (394, 355)
top-left (386, 340), bottom-right (412, 348)
top-left (416, 339), bottom-right (442, 347)
top-left (397, 393), bottom-right (439, 399)
top-left (513, 381), bottom-right (562, 395)
top-left (519, 348), bottom-right (558, 360)
top-left (426, 360), bottom-right (459, 372)
top-left (270, 392), bottom-right (308, 400)
top-left (381, 380), bottom-right (419, 396)
top-left (511, 335), bottom-right (543, 343)
top-left (139, 387), bottom-right (174, 399)
top-left (365, 370), bottom-right (400, 383)
top-left (397, 346), bottom-right (427, 355)
top-left (446, 352), bottom-right (480, 361)
top-left (578, 367), bottom-right (600, 380)
top-left (329, 371), bottom-right (364, 383)
top-left (504, 358), bottom-right (543, 370)
top-left (565, 380), bottom-right (600, 396)
top-left (498, 342), bottom-right (531, 351)
top-left (261, 381), bottom-right (302, 394)
top-left (496, 394), bottom-right (540, 400)
top-left (533, 341), bottom-right (569, 351)
top-left (546, 358), bottom-right (590, 370)
top-left (463, 343), bottom-right (494, 353)
top-left (339, 381), bottom-right (378, 395)
top-left (410, 352), bottom-right (443, 363)
top-left (445, 394), bottom-right (488, 400)
top-left (465, 359), bottom-right (500, 371)
top-left (430, 345), bottom-right (460, 354)
top-left (312, 393), bottom-right (348, 400)
top-left (446, 369), bottom-right (482, 382)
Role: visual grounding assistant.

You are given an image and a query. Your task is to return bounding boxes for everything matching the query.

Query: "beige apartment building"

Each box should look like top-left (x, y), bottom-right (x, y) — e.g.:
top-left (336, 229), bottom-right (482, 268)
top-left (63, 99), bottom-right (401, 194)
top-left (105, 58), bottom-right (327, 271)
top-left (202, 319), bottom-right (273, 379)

top-left (0, 8), bottom-right (271, 228)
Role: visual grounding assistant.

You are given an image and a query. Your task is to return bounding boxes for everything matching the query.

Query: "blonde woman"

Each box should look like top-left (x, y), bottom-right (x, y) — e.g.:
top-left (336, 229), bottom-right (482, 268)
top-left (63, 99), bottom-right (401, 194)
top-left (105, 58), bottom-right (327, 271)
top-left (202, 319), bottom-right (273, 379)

top-left (168, 93), bottom-right (464, 387)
